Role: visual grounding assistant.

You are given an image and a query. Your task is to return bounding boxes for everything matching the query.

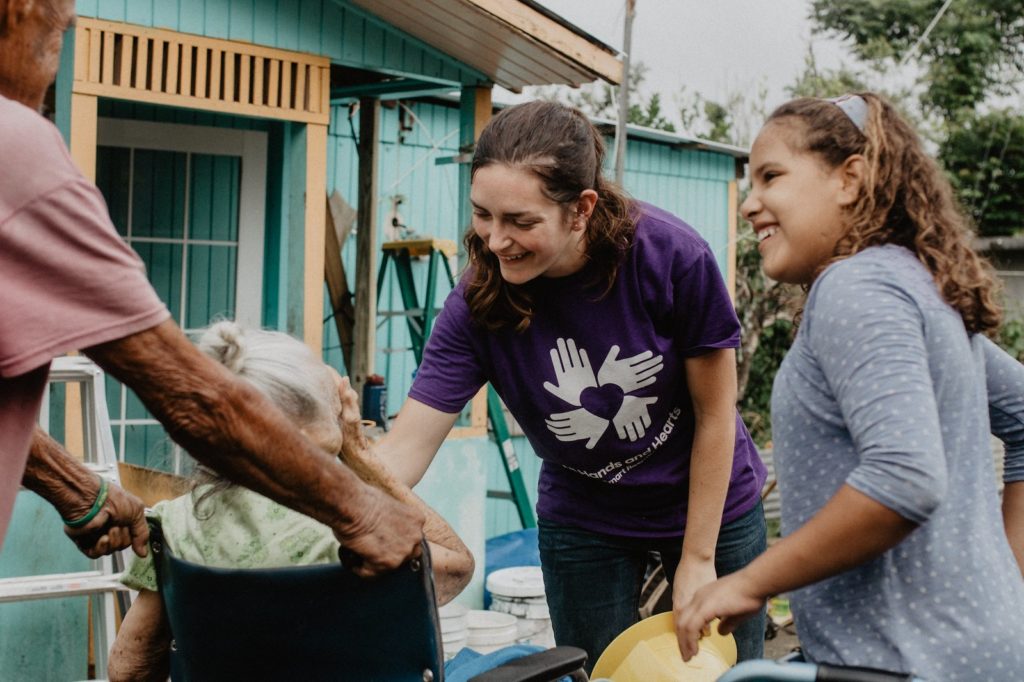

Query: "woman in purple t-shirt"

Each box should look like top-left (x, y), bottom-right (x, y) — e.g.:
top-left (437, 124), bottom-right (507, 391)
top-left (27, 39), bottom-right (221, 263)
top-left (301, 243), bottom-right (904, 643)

top-left (379, 100), bottom-right (767, 668)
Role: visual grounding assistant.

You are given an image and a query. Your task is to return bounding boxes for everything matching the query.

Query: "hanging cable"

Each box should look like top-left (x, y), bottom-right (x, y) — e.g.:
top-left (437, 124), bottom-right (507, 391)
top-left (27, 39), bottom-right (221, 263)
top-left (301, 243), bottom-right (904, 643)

top-left (899, 0), bottom-right (955, 67)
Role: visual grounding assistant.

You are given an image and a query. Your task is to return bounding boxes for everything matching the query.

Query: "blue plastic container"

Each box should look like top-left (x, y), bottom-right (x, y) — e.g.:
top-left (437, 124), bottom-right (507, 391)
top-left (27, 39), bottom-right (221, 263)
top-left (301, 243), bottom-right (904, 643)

top-left (362, 383), bottom-right (388, 430)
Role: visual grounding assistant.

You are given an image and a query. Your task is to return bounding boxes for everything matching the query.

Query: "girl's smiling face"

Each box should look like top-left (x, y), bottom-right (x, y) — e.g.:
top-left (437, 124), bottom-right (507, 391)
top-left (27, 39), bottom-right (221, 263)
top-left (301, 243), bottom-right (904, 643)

top-left (741, 121), bottom-right (857, 285)
top-left (470, 164), bottom-right (595, 284)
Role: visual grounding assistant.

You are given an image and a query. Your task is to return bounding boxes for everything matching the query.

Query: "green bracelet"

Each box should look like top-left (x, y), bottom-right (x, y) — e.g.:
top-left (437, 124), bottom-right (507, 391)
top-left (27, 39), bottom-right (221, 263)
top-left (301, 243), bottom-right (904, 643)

top-left (63, 478), bottom-right (109, 528)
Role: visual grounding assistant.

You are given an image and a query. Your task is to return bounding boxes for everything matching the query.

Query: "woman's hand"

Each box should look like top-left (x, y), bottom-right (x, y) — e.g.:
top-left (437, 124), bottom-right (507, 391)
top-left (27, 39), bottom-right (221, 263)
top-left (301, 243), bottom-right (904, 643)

top-left (674, 569), bottom-right (766, 661)
top-left (672, 554), bottom-right (717, 636)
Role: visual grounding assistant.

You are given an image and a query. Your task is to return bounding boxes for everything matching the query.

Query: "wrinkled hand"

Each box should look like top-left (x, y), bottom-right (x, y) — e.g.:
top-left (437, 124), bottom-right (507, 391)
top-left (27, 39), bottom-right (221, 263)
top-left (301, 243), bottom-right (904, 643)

top-left (543, 338), bottom-right (597, 406)
top-left (545, 407), bottom-right (608, 449)
top-left (64, 482), bottom-right (149, 559)
top-left (333, 372), bottom-right (369, 457)
top-left (333, 484), bottom-right (425, 578)
top-left (597, 345), bottom-right (664, 393)
top-left (612, 395), bottom-right (658, 441)
top-left (674, 570), bottom-right (765, 661)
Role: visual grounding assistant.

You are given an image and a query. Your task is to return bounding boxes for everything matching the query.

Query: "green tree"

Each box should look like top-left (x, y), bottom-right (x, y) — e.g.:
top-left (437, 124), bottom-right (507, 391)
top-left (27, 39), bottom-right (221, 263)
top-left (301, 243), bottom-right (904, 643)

top-left (531, 62), bottom-right (676, 132)
top-left (810, 0), bottom-right (1024, 121)
top-left (734, 224), bottom-right (802, 447)
top-left (809, 1), bottom-right (1024, 236)
top-left (940, 109), bottom-right (1024, 236)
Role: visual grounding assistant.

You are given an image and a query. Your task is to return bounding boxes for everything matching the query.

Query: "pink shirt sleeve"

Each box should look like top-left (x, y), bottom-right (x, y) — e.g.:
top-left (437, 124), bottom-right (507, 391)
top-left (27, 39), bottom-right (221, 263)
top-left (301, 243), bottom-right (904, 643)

top-left (0, 177), bottom-right (170, 377)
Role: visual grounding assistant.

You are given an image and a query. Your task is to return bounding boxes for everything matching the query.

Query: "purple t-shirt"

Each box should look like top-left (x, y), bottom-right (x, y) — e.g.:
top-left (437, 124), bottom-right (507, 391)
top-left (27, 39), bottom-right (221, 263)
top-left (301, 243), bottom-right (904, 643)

top-left (411, 203), bottom-right (766, 537)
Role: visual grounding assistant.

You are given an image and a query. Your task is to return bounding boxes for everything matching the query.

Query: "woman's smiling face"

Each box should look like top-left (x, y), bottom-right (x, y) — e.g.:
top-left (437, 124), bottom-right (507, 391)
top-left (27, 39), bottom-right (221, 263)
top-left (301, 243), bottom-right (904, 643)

top-left (470, 164), bottom-right (589, 284)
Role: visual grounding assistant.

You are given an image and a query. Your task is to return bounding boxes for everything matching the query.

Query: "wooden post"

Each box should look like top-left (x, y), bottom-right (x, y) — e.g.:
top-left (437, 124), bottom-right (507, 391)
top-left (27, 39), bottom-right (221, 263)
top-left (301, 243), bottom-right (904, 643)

top-left (64, 92), bottom-right (99, 459)
top-left (727, 179), bottom-right (738, 302)
top-left (352, 98), bottom-right (380, 400)
top-left (457, 86), bottom-right (492, 242)
top-left (303, 122), bottom-right (327, 353)
top-left (459, 86), bottom-right (493, 435)
top-left (324, 195), bottom-right (357, 372)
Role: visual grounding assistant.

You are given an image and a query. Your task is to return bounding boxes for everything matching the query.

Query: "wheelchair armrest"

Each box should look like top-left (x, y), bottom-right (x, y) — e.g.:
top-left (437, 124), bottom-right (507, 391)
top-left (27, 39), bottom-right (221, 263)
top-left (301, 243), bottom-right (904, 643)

top-left (816, 663), bottom-right (915, 681)
top-left (718, 660), bottom-right (917, 682)
top-left (467, 646), bottom-right (588, 682)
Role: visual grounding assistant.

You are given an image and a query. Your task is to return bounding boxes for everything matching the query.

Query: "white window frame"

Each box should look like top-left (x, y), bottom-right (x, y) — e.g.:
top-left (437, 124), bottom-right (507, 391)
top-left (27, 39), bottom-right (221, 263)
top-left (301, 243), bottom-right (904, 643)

top-left (96, 118), bottom-right (267, 472)
top-left (96, 118), bottom-right (267, 328)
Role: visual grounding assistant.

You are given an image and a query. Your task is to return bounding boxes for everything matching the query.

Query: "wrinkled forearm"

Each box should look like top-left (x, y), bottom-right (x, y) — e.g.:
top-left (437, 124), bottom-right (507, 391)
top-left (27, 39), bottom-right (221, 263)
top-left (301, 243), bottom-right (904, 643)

top-left (108, 590), bottom-right (170, 682)
top-left (342, 439), bottom-right (474, 603)
top-left (23, 427), bottom-right (99, 520)
top-left (85, 321), bottom-right (373, 533)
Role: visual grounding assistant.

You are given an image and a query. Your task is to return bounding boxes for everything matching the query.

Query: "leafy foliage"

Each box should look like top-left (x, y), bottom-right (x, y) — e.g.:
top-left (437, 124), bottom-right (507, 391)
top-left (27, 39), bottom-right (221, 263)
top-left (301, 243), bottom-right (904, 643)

top-left (997, 314), bottom-right (1024, 363)
top-left (810, 0), bottom-right (1024, 121)
top-left (809, 1), bottom-right (1024, 236)
top-left (733, 224), bottom-right (802, 447)
top-left (739, 319), bottom-right (796, 448)
top-left (940, 109), bottom-right (1024, 235)
top-left (532, 62), bottom-right (676, 132)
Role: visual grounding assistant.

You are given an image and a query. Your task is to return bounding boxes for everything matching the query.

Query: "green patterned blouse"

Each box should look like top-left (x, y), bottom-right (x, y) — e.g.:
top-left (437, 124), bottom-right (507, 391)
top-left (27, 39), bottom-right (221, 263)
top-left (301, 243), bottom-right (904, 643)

top-left (122, 484), bottom-right (340, 592)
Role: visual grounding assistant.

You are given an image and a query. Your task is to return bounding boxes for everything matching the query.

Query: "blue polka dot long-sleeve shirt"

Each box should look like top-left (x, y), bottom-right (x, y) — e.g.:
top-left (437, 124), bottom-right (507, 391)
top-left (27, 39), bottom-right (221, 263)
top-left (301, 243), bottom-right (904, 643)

top-left (772, 245), bottom-right (1024, 680)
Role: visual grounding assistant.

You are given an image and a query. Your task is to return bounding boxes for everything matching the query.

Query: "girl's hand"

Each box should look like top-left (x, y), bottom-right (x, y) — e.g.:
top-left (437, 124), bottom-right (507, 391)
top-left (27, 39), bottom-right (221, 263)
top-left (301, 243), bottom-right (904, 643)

top-left (674, 570), bottom-right (765, 661)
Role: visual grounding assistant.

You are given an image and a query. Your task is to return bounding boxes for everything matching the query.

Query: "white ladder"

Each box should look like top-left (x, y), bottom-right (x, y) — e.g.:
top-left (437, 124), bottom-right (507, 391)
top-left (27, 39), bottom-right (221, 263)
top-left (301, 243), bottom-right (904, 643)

top-left (0, 356), bottom-right (131, 677)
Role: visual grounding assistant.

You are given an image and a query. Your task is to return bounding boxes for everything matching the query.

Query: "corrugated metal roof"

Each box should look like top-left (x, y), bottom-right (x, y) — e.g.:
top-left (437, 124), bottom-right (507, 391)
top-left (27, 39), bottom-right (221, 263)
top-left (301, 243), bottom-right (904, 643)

top-left (347, 0), bottom-right (622, 91)
top-left (591, 116), bottom-right (750, 161)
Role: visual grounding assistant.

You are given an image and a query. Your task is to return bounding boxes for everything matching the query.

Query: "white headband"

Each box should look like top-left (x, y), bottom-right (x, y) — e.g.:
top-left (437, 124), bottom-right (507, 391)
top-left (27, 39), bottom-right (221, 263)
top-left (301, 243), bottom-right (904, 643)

top-left (828, 94), bottom-right (868, 133)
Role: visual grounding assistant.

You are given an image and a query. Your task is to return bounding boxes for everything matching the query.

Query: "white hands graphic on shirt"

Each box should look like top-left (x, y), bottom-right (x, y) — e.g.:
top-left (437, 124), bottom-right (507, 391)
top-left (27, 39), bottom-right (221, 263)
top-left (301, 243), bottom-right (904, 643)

top-left (597, 346), bottom-right (664, 393)
top-left (542, 338), bottom-right (663, 449)
top-left (542, 338), bottom-right (596, 406)
top-left (545, 408), bottom-right (608, 449)
top-left (613, 395), bottom-right (658, 442)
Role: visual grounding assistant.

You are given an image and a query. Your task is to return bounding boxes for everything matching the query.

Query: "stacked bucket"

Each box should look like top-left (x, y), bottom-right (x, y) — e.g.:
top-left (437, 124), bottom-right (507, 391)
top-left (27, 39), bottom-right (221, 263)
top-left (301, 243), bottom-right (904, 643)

top-left (485, 566), bottom-right (555, 648)
top-left (465, 609), bottom-right (520, 654)
top-left (439, 602), bottom-right (469, 659)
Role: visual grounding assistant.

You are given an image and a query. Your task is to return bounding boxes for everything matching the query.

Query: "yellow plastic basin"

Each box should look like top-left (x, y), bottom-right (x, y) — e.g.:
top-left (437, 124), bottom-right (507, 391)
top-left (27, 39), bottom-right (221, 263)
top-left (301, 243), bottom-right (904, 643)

top-left (591, 613), bottom-right (737, 681)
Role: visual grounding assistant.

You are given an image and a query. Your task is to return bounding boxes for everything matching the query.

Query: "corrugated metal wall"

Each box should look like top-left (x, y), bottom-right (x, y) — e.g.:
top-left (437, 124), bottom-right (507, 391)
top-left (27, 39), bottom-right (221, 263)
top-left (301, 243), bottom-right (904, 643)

top-left (322, 100), bottom-right (463, 417)
top-left (322, 100), bottom-right (740, 539)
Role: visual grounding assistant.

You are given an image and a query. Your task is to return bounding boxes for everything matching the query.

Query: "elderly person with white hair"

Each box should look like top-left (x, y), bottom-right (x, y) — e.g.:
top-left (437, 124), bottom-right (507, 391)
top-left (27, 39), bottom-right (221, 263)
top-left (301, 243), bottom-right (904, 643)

top-left (0, 0), bottom-right (422, 568)
top-left (107, 321), bottom-right (474, 682)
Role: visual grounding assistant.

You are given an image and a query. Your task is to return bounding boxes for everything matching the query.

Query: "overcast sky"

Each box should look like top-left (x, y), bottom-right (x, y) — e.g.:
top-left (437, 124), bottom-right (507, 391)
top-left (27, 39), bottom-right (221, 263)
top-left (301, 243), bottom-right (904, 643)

top-left (496, 1), bottom-right (852, 140)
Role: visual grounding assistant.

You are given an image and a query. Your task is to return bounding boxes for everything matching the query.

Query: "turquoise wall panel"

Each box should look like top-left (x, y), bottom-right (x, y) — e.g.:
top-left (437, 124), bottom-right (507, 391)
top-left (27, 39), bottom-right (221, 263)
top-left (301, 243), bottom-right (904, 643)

top-left (187, 245), bottom-right (237, 327)
top-left (322, 100), bottom-right (462, 410)
top-left (0, 494), bottom-right (89, 682)
top-left (190, 155), bottom-right (241, 241)
top-left (416, 436), bottom-right (489, 608)
top-left (76, 0), bottom-right (485, 86)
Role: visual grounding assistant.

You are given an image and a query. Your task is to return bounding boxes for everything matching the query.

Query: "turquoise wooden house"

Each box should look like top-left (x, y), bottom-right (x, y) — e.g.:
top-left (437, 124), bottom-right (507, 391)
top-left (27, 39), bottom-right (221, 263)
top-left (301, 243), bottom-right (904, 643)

top-left (0, 0), bottom-right (745, 677)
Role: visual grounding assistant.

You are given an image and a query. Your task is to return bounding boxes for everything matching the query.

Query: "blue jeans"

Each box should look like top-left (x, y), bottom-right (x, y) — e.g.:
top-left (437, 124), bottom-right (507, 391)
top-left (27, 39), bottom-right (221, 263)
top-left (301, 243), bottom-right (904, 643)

top-left (538, 501), bottom-right (767, 672)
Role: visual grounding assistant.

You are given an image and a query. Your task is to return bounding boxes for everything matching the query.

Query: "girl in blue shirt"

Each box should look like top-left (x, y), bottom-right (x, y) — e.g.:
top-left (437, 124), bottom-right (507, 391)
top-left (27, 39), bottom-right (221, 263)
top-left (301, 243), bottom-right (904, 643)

top-left (677, 93), bottom-right (1024, 679)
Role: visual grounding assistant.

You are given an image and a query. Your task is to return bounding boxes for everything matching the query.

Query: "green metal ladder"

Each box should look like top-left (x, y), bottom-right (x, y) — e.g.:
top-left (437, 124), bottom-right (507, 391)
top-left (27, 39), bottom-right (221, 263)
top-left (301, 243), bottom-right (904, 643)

top-left (377, 238), bottom-right (536, 528)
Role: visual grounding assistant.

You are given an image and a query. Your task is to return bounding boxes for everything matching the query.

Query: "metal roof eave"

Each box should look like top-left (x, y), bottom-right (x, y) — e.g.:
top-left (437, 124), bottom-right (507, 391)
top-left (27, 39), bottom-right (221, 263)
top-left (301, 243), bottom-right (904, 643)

top-left (420, 93), bottom-right (750, 161)
top-left (346, 0), bottom-right (622, 91)
top-left (590, 116), bottom-right (750, 161)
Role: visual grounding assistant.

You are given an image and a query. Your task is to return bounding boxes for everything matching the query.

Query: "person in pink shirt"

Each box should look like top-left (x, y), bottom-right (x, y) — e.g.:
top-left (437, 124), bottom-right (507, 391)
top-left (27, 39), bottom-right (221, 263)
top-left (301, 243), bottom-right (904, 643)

top-left (0, 0), bottom-right (424, 574)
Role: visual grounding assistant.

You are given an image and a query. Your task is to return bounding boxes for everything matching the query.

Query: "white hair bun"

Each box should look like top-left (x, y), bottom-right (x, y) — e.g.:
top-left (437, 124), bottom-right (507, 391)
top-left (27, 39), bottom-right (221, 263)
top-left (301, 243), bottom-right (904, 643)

top-left (198, 320), bottom-right (247, 374)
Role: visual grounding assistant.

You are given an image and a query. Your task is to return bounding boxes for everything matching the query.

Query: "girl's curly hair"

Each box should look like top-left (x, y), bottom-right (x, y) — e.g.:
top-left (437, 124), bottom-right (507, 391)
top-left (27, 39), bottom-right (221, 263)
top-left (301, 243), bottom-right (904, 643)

top-left (767, 93), bottom-right (1001, 335)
